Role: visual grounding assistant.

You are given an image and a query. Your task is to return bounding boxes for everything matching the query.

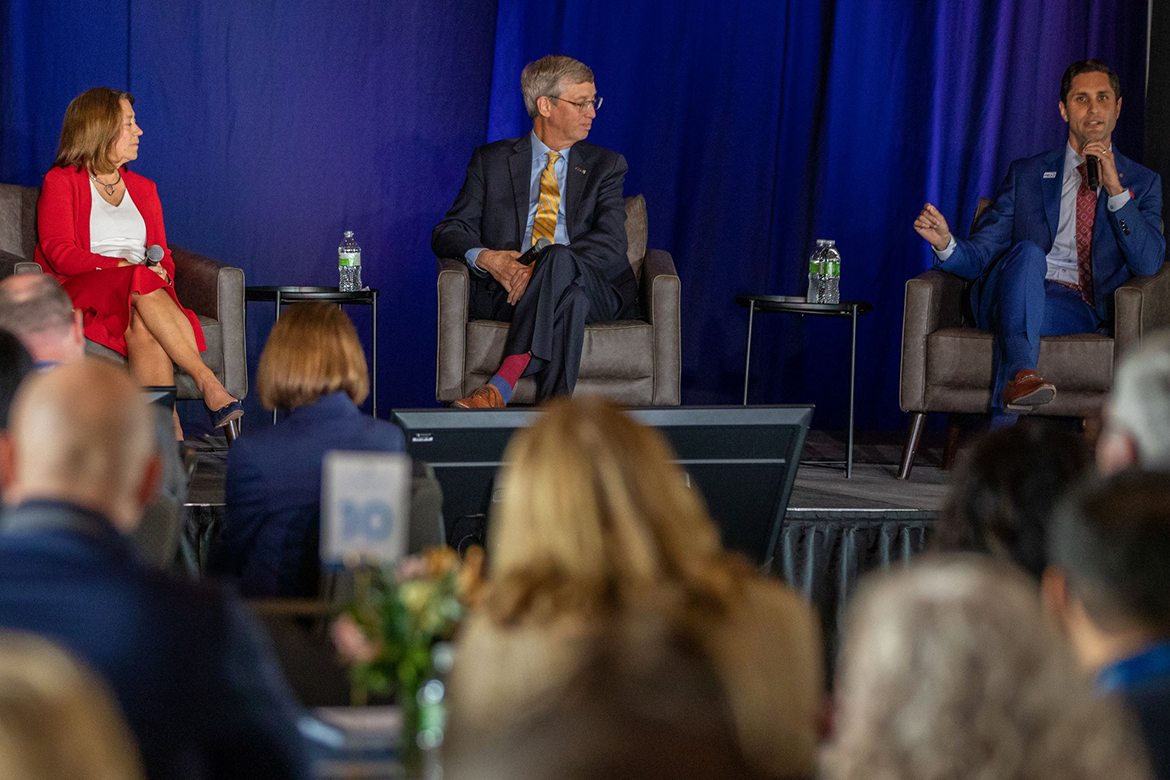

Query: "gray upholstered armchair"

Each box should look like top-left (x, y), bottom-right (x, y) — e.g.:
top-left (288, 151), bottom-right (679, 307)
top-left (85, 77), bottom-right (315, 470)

top-left (898, 197), bottom-right (1170, 478)
top-left (435, 194), bottom-right (681, 406)
top-left (0, 182), bottom-right (247, 409)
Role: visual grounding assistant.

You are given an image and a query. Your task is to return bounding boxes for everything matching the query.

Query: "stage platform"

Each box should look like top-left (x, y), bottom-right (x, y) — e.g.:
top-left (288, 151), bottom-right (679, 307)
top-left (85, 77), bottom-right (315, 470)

top-left (187, 430), bottom-right (950, 513)
top-left (184, 428), bottom-right (948, 673)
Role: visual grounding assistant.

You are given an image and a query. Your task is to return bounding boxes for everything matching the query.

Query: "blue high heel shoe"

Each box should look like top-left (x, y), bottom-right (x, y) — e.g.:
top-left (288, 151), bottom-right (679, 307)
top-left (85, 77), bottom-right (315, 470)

top-left (208, 400), bottom-right (244, 429)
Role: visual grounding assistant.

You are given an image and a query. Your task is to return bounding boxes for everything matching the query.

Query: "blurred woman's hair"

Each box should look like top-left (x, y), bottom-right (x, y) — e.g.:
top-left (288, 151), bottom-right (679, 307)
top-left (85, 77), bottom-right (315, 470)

top-left (483, 396), bottom-right (751, 624)
top-left (257, 302), bottom-right (369, 410)
top-left (935, 422), bottom-right (1089, 579)
top-left (0, 632), bottom-right (145, 780)
top-left (53, 87), bottom-right (136, 175)
top-left (824, 556), bottom-right (1150, 780)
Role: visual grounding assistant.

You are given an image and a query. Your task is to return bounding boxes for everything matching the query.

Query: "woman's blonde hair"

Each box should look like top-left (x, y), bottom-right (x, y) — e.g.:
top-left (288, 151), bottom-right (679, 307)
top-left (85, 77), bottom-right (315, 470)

top-left (0, 632), bottom-right (145, 780)
top-left (483, 397), bottom-right (749, 624)
top-left (824, 555), bottom-right (1151, 780)
top-left (53, 87), bottom-right (134, 176)
top-left (257, 302), bottom-right (369, 410)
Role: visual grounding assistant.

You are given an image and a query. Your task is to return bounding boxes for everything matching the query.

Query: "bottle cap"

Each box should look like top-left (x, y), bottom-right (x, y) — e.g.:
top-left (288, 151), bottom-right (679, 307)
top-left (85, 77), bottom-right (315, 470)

top-left (344, 230), bottom-right (354, 238)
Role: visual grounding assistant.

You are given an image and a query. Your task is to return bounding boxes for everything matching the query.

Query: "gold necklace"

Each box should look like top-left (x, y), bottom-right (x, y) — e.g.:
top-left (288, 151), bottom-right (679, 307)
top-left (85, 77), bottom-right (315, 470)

top-left (89, 169), bottom-right (122, 197)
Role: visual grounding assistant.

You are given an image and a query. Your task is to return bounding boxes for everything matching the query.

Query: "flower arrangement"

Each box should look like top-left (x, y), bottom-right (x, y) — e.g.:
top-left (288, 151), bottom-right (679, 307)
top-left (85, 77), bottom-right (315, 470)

top-left (332, 546), bottom-right (481, 702)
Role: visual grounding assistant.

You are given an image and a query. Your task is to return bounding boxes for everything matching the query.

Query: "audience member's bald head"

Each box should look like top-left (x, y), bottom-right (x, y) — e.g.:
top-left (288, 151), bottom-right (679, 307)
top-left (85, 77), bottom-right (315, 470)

top-left (0, 362), bottom-right (158, 530)
top-left (0, 275), bottom-right (84, 365)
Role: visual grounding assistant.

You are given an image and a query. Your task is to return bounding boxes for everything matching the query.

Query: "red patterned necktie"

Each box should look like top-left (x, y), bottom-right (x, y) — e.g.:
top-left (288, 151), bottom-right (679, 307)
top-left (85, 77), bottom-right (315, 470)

top-left (1075, 161), bottom-right (1096, 306)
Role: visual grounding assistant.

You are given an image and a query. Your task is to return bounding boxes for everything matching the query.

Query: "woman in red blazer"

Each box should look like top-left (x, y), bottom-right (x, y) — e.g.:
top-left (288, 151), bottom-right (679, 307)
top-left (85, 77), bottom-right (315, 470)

top-left (35, 88), bottom-right (241, 433)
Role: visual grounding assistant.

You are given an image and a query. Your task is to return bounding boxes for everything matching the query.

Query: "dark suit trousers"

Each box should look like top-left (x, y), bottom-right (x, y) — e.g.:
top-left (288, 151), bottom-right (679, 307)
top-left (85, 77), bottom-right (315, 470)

top-left (469, 245), bottom-right (627, 400)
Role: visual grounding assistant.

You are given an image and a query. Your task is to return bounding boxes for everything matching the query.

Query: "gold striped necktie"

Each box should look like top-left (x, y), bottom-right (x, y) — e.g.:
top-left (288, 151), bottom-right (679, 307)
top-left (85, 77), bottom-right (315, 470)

top-left (532, 151), bottom-right (562, 245)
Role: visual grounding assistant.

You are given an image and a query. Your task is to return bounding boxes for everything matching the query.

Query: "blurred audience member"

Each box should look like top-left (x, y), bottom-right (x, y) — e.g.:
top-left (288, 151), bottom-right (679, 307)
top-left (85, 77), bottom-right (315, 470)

top-left (0, 361), bottom-right (308, 780)
top-left (825, 556), bottom-right (1150, 780)
top-left (446, 610), bottom-right (766, 780)
top-left (0, 631), bottom-right (144, 780)
top-left (1044, 470), bottom-right (1170, 780)
top-left (935, 423), bottom-right (1089, 578)
top-left (1098, 332), bottom-right (1170, 474)
top-left (0, 273), bottom-right (84, 369)
top-left (0, 330), bottom-right (32, 429)
top-left (211, 303), bottom-right (406, 598)
top-left (449, 397), bottom-right (823, 780)
top-left (0, 273), bottom-right (186, 567)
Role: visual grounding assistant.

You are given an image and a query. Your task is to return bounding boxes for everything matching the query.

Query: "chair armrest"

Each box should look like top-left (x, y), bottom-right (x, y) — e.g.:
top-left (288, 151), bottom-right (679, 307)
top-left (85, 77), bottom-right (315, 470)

top-left (436, 257), bottom-right (470, 402)
top-left (899, 268), bottom-right (967, 412)
top-left (1114, 263), bottom-right (1170, 362)
top-left (639, 249), bottom-right (681, 405)
top-left (13, 262), bottom-right (41, 275)
top-left (171, 245), bottom-right (247, 399)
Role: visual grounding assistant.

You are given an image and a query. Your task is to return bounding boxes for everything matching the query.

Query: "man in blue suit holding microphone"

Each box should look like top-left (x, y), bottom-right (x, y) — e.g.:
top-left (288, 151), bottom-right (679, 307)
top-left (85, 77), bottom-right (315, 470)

top-left (914, 60), bottom-right (1165, 421)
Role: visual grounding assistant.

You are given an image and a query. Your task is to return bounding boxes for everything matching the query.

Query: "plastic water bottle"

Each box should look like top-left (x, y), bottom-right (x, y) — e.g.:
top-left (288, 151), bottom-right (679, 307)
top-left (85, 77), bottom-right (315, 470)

top-left (807, 241), bottom-right (826, 303)
top-left (338, 231), bottom-right (362, 292)
top-left (821, 240), bottom-right (841, 304)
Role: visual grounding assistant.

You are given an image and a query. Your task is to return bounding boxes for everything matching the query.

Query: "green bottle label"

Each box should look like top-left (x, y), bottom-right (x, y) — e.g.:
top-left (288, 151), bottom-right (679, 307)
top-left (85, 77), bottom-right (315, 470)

top-left (339, 252), bottom-right (361, 267)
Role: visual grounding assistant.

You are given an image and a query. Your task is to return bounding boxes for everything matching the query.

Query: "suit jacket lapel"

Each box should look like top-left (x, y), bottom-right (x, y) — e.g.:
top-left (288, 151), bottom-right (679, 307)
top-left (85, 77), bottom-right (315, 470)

top-left (1041, 147), bottom-right (1064, 248)
top-left (509, 136), bottom-right (532, 246)
top-left (564, 145), bottom-right (588, 240)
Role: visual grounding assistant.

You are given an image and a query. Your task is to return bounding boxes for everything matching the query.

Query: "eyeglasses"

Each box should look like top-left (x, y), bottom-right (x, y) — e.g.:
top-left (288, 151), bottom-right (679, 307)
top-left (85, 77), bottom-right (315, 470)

top-left (546, 95), bottom-right (604, 112)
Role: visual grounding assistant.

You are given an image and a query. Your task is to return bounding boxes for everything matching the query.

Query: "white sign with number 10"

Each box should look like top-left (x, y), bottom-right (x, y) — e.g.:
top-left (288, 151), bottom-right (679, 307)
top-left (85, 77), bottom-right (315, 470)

top-left (320, 451), bottom-right (411, 568)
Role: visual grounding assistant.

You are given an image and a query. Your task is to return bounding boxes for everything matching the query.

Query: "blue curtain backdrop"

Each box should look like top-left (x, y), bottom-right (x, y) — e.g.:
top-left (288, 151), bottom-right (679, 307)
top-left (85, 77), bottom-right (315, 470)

top-left (1, 0), bottom-right (1148, 431)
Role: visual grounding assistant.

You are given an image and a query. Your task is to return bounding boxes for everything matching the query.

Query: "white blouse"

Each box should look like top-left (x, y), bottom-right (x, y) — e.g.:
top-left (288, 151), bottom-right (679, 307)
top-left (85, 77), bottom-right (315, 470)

top-left (89, 179), bottom-right (147, 264)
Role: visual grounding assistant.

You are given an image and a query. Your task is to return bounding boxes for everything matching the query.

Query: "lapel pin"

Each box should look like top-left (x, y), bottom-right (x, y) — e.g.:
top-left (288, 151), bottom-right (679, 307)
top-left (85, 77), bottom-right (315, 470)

top-left (1043, 171), bottom-right (1057, 179)
top-left (574, 166), bottom-right (587, 175)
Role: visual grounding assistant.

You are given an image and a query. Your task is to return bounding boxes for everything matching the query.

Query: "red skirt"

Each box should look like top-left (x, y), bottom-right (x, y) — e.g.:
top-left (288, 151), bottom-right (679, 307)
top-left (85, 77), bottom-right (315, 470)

top-left (61, 266), bottom-right (206, 357)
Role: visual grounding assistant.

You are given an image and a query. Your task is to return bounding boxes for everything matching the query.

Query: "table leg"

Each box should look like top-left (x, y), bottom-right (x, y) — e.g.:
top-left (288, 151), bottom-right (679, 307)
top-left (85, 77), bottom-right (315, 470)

top-left (372, 291), bottom-right (378, 419)
top-left (846, 305), bottom-right (858, 478)
top-left (742, 301), bottom-right (756, 405)
top-left (272, 292), bottom-right (281, 425)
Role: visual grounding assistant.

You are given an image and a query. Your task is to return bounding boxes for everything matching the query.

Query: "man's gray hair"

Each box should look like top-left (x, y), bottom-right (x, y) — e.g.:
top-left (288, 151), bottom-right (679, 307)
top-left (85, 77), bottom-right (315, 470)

top-left (520, 55), bottom-right (594, 119)
top-left (823, 556), bottom-right (1150, 780)
top-left (1108, 331), bottom-right (1170, 469)
top-left (0, 274), bottom-right (75, 338)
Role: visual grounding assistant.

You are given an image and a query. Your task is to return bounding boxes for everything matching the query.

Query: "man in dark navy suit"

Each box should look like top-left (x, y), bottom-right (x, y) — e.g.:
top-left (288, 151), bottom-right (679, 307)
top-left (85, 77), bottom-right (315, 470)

top-left (914, 59), bottom-right (1165, 422)
top-left (433, 54), bottom-right (636, 407)
top-left (0, 361), bottom-right (308, 780)
top-left (1044, 471), bottom-right (1170, 780)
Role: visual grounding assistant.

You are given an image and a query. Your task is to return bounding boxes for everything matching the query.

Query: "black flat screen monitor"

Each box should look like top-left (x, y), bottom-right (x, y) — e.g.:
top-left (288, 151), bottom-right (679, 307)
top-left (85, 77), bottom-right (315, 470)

top-left (391, 406), bottom-right (812, 568)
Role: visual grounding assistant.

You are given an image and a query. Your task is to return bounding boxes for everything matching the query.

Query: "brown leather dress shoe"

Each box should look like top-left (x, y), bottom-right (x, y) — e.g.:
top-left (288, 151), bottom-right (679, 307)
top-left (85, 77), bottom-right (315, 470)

top-left (1003, 369), bottom-right (1056, 412)
top-left (452, 384), bottom-right (506, 409)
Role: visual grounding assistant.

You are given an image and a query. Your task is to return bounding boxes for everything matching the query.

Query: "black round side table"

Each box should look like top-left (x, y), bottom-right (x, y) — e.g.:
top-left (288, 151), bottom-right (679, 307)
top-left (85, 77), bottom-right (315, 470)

top-left (245, 286), bottom-right (379, 421)
top-left (735, 294), bottom-right (873, 477)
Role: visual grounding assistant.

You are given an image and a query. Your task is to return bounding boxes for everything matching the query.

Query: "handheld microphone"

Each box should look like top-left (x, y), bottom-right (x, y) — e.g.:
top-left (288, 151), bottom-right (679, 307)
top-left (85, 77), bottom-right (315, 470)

top-left (1086, 155), bottom-right (1100, 190)
top-left (517, 237), bottom-right (552, 266)
top-left (145, 245), bottom-right (164, 266)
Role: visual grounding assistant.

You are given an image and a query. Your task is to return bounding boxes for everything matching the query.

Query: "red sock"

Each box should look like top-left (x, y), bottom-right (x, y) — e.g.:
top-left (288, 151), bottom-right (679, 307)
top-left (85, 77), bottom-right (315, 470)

top-left (495, 352), bottom-right (531, 388)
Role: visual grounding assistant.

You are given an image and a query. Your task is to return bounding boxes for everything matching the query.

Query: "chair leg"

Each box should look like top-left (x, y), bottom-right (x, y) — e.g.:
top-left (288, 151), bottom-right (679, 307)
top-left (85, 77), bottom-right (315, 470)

top-left (224, 418), bottom-right (241, 446)
top-left (942, 414), bottom-right (963, 471)
top-left (897, 412), bottom-right (927, 480)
